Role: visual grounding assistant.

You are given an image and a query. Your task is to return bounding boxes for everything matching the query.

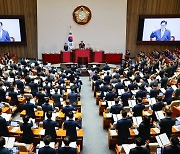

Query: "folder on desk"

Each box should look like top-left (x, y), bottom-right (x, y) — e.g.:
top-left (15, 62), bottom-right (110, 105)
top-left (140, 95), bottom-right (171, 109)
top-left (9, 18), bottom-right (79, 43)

top-left (172, 85), bottom-right (177, 91)
top-left (157, 75), bottom-right (161, 80)
top-left (173, 125), bottom-right (180, 132)
top-left (1, 113), bottom-right (12, 121)
top-left (62, 141), bottom-right (77, 148)
top-left (160, 88), bottom-right (166, 94)
top-left (147, 79), bottom-right (152, 84)
top-left (132, 129), bottom-right (139, 135)
top-left (155, 111), bottom-right (165, 121)
top-left (11, 127), bottom-right (19, 133)
top-left (152, 127), bottom-right (160, 134)
top-left (39, 141), bottom-right (55, 148)
top-left (124, 81), bottom-right (131, 87)
top-left (39, 129), bottom-right (45, 135)
top-left (155, 133), bottom-right (170, 147)
top-left (139, 72), bottom-right (143, 78)
top-left (128, 100), bottom-right (136, 108)
top-left (146, 87), bottom-right (152, 93)
top-left (118, 89), bottom-right (125, 95)
top-left (122, 144), bottom-right (136, 154)
top-left (113, 114), bottom-right (122, 122)
top-left (110, 129), bottom-right (118, 136)
top-left (132, 116), bottom-right (142, 127)
top-left (131, 90), bottom-right (138, 95)
top-left (107, 101), bottom-right (115, 107)
top-left (148, 98), bottom-right (156, 105)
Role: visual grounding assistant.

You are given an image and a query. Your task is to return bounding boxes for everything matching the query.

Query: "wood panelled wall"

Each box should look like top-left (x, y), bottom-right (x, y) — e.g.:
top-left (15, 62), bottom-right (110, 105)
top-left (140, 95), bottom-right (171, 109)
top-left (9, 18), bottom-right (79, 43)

top-left (126, 0), bottom-right (180, 57)
top-left (0, 0), bottom-right (37, 59)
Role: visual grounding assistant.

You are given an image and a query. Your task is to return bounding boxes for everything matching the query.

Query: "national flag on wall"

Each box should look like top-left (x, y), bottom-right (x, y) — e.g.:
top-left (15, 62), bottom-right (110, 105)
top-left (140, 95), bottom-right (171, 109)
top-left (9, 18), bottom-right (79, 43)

top-left (68, 27), bottom-right (74, 50)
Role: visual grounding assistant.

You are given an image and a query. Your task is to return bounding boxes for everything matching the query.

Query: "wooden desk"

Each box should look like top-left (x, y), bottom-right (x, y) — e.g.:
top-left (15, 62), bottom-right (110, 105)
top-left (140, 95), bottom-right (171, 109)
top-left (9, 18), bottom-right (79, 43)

top-left (99, 101), bottom-right (107, 115)
top-left (2, 107), bottom-right (11, 113)
top-left (172, 106), bottom-right (180, 118)
top-left (103, 112), bottom-right (112, 129)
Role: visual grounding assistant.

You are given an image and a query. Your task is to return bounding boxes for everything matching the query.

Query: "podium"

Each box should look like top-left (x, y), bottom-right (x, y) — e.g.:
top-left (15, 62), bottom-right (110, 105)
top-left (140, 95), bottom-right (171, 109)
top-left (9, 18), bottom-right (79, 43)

top-left (74, 49), bottom-right (92, 64)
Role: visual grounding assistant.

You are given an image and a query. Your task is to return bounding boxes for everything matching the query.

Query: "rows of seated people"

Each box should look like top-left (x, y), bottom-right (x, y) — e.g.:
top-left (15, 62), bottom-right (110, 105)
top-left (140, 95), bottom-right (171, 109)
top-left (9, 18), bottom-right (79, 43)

top-left (0, 53), bottom-right (83, 154)
top-left (90, 49), bottom-right (180, 153)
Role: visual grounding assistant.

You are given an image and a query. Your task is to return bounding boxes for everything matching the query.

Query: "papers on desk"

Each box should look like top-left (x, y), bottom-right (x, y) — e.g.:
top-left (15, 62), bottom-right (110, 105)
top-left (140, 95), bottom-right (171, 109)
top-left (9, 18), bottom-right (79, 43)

top-left (152, 128), bottom-right (160, 134)
top-left (39, 129), bottom-right (45, 135)
top-left (132, 116), bottom-right (142, 127)
top-left (110, 129), bottom-right (118, 136)
top-left (173, 125), bottom-right (180, 132)
top-left (11, 127), bottom-right (19, 133)
top-left (113, 114), bottom-right (122, 122)
top-left (157, 75), bottom-right (161, 80)
top-left (118, 89), bottom-right (125, 96)
top-left (131, 90), bottom-right (138, 95)
top-left (139, 72), bottom-right (144, 78)
top-left (10, 121), bottom-right (19, 127)
top-left (4, 137), bottom-right (15, 149)
top-left (62, 141), bottom-right (77, 148)
top-left (172, 85), bottom-right (177, 91)
top-left (156, 69), bottom-right (160, 73)
top-left (132, 129), bottom-right (139, 135)
top-left (176, 116), bottom-right (180, 121)
top-left (0, 103), bottom-right (5, 108)
top-left (1, 113), bottom-right (12, 121)
top-left (101, 101), bottom-right (106, 105)
top-left (156, 133), bottom-right (170, 147)
top-left (148, 97), bottom-right (156, 105)
top-left (124, 81), bottom-right (131, 87)
top-left (103, 92), bottom-right (107, 96)
top-left (105, 113), bottom-right (112, 118)
top-left (147, 79), bottom-right (152, 84)
top-left (39, 141), bottom-right (55, 148)
top-left (155, 111), bottom-right (165, 121)
top-left (143, 111), bottom-right (151, 116)
top-left (107, 101), bottom-right (115, 107)
top-left (160, 88), bottom-right (166, 94)
top-left (146, 87), bottom-right (152, 93)
top-left (7, 78), bottom-right (14, 83)
top-left (67, 89), bottom-right (71, 93)
top-left (122, 144), bottom-right (136, 154)
top-left (128, 100), bottom-right (136, 108)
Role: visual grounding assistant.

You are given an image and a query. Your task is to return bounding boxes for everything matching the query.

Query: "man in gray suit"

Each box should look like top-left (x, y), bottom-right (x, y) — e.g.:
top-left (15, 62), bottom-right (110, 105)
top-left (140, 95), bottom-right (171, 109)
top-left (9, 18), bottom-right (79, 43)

top-left (68, 88), bottom-right (78, 108)
top-left (0, 22), bottom-right (10, 42)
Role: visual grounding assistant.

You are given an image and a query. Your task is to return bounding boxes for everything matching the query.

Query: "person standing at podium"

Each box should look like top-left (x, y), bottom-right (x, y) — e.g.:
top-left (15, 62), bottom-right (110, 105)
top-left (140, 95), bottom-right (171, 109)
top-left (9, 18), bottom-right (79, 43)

top-left (64, 43), bottom-right (69, 51)
top-left (79, 41), bottom-right (85, 49)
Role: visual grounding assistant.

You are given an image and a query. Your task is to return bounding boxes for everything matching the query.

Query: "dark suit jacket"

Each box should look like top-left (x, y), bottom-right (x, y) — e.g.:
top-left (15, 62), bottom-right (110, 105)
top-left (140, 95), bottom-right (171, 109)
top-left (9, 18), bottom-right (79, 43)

top-left (38, 146), bottom-right (56, 154)
top-left (20, 122), bottom-right (34, 144)
top-left (0, 30), bottom-right (10, 42)
top-left (135, 90), bottom-right (146, 98)
top-left (42, 103), bottom-right (54, 113)
top-left (62, 105), bottom-right (75, 117)
top-left (36, 92), bottom-right (46, 106)
top-left (116, 118), bottom-right (132, 141)
top-left (132, 104), bottom-right (145, 117)
top-left (149, 88), bottom-right (159, 98)
top-left (159, 117), bottom-right (176, 137)
top-left (161, 77), bottom-right (168, 88)
top-left (29, 82), bottom-right (39, 93)
top-left (121, 92), bottom-right (132, 106)
top-left (164, 88), bottom-right (174, 103)
top-left (110, 104), bottom-right (124, 114)
top-left (43, 119), bottom-right (58, 141)
top-left (104, 75), bottom-right (112, 84)
top-left (128, 83), bottom-right (138, 90)
top-left (64, 120), bottom-right (81, 142)
top-left (138, 122), bottom-right (151, 143)
top-left (16, 80), bottom-right (24, 93)
top-left (163, 145), bottom-right (180, 154)
top-left (0, 116), bottom-right (9, 136)
top-left (0, 147), bottom-right (11, 154)
top-left (8, 91), bottom-right (18, 106)
top-left (129, 146), bottom-right (150, 154)
top-left (0, 87), bottom-right (6, 102)
top-left (22, 101), bottom-right (37, 118)
top-left (105, 92), bottom-right (117, 101)
top-left (52, 93), bottom-right (62, 107)
top-left (150, 29), bottom-right (171, 41)
top-left (68, 92), bottom-right (78, 106)
top-left (56, 147), bottom-right (77, 154)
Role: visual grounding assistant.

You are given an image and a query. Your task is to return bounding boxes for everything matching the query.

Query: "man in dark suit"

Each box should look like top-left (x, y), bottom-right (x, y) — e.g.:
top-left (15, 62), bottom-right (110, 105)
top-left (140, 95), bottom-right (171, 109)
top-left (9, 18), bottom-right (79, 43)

top-left (64, 111), bottom-right (81, 142)
top-left (164, 84), bottom-right (174, 105)
top-left (20, 115), bottom-right (34, 144)
top-left (110, 98), bottom-right (124, 114)
top-left (0, 136), bottom-right (11, 154)
top-left (102, 62), bottom-right (110, 71)
top-left (128, 81), bottom-right (138, 90)
top-left (121, 87), bottom-right (132, 106)
top-left (52, 88), bottom-right (62, 108)
top-left (105, 87), bottom-right (117, 101)
top-left (0, 82), bottom-right (6, 102)
top-left (8, 86), bottom-right (19, 106)
top-left (44, 81), bottom-right (52, 97)
top-left (135, 85), bottom-right (147, 99)
top-left (42, 98), bottom-right (54, 114)
top-left (163, 136), bottom-right (180, 154)
top-left (43, 111), bottom-right (59, 142)
top-left (115, 79), bottom-right (124, 94)
top-left (56, 136), bottom-right (77, 154)
top-left (92, 71), bottom-right (99, 81)
top-left (79, 41), bottom-right (85, 49)
top-left (159, 110), bottom-right (176, 138)
top-left (174, 84), bottom-right (180, 100)
top-left (104, 72), bottom-right (112, 84)
top-left (36, 87), bottom-right (46, 106)
top-left (62, 100), bottom-right (76, 117)
top-left (149, 84), bottom-right (159, 98)
top-left (116, 110), bottom-right (132, 145)
top-left (132, 98), bottom-right (145, 117)
top-left (22, 96), bottom-right (37, 118)
top-left (0, 108), bottom-right (9, 137)
top-left (16, 76), bottom-right (24, 94)
top-left (68, 88), bottom-right (78, 108)
top-left (129, 137), bottom-right (150, 154)
top-left (38, 135), bottom-right (56, 154)
top-left (29, 78), bottom-right (39, 96)
top-left (161, 73), bottom-right (168, 88)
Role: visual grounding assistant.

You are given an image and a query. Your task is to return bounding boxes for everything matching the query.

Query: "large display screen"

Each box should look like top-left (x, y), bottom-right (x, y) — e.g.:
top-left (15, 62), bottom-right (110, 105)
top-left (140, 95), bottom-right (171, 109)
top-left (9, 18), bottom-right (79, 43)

top-left (137, 15), bottom-right (180, 44)
top-left (0, 16), bottom-right (26, 44)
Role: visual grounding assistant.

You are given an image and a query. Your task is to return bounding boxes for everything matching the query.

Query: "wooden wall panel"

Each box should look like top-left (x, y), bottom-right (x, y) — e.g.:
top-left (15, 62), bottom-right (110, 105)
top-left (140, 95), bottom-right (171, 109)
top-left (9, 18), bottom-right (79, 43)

top-left (0, 0), bottom-right (37, 59)
top-left (126, 0), bottom-right (180, 57)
